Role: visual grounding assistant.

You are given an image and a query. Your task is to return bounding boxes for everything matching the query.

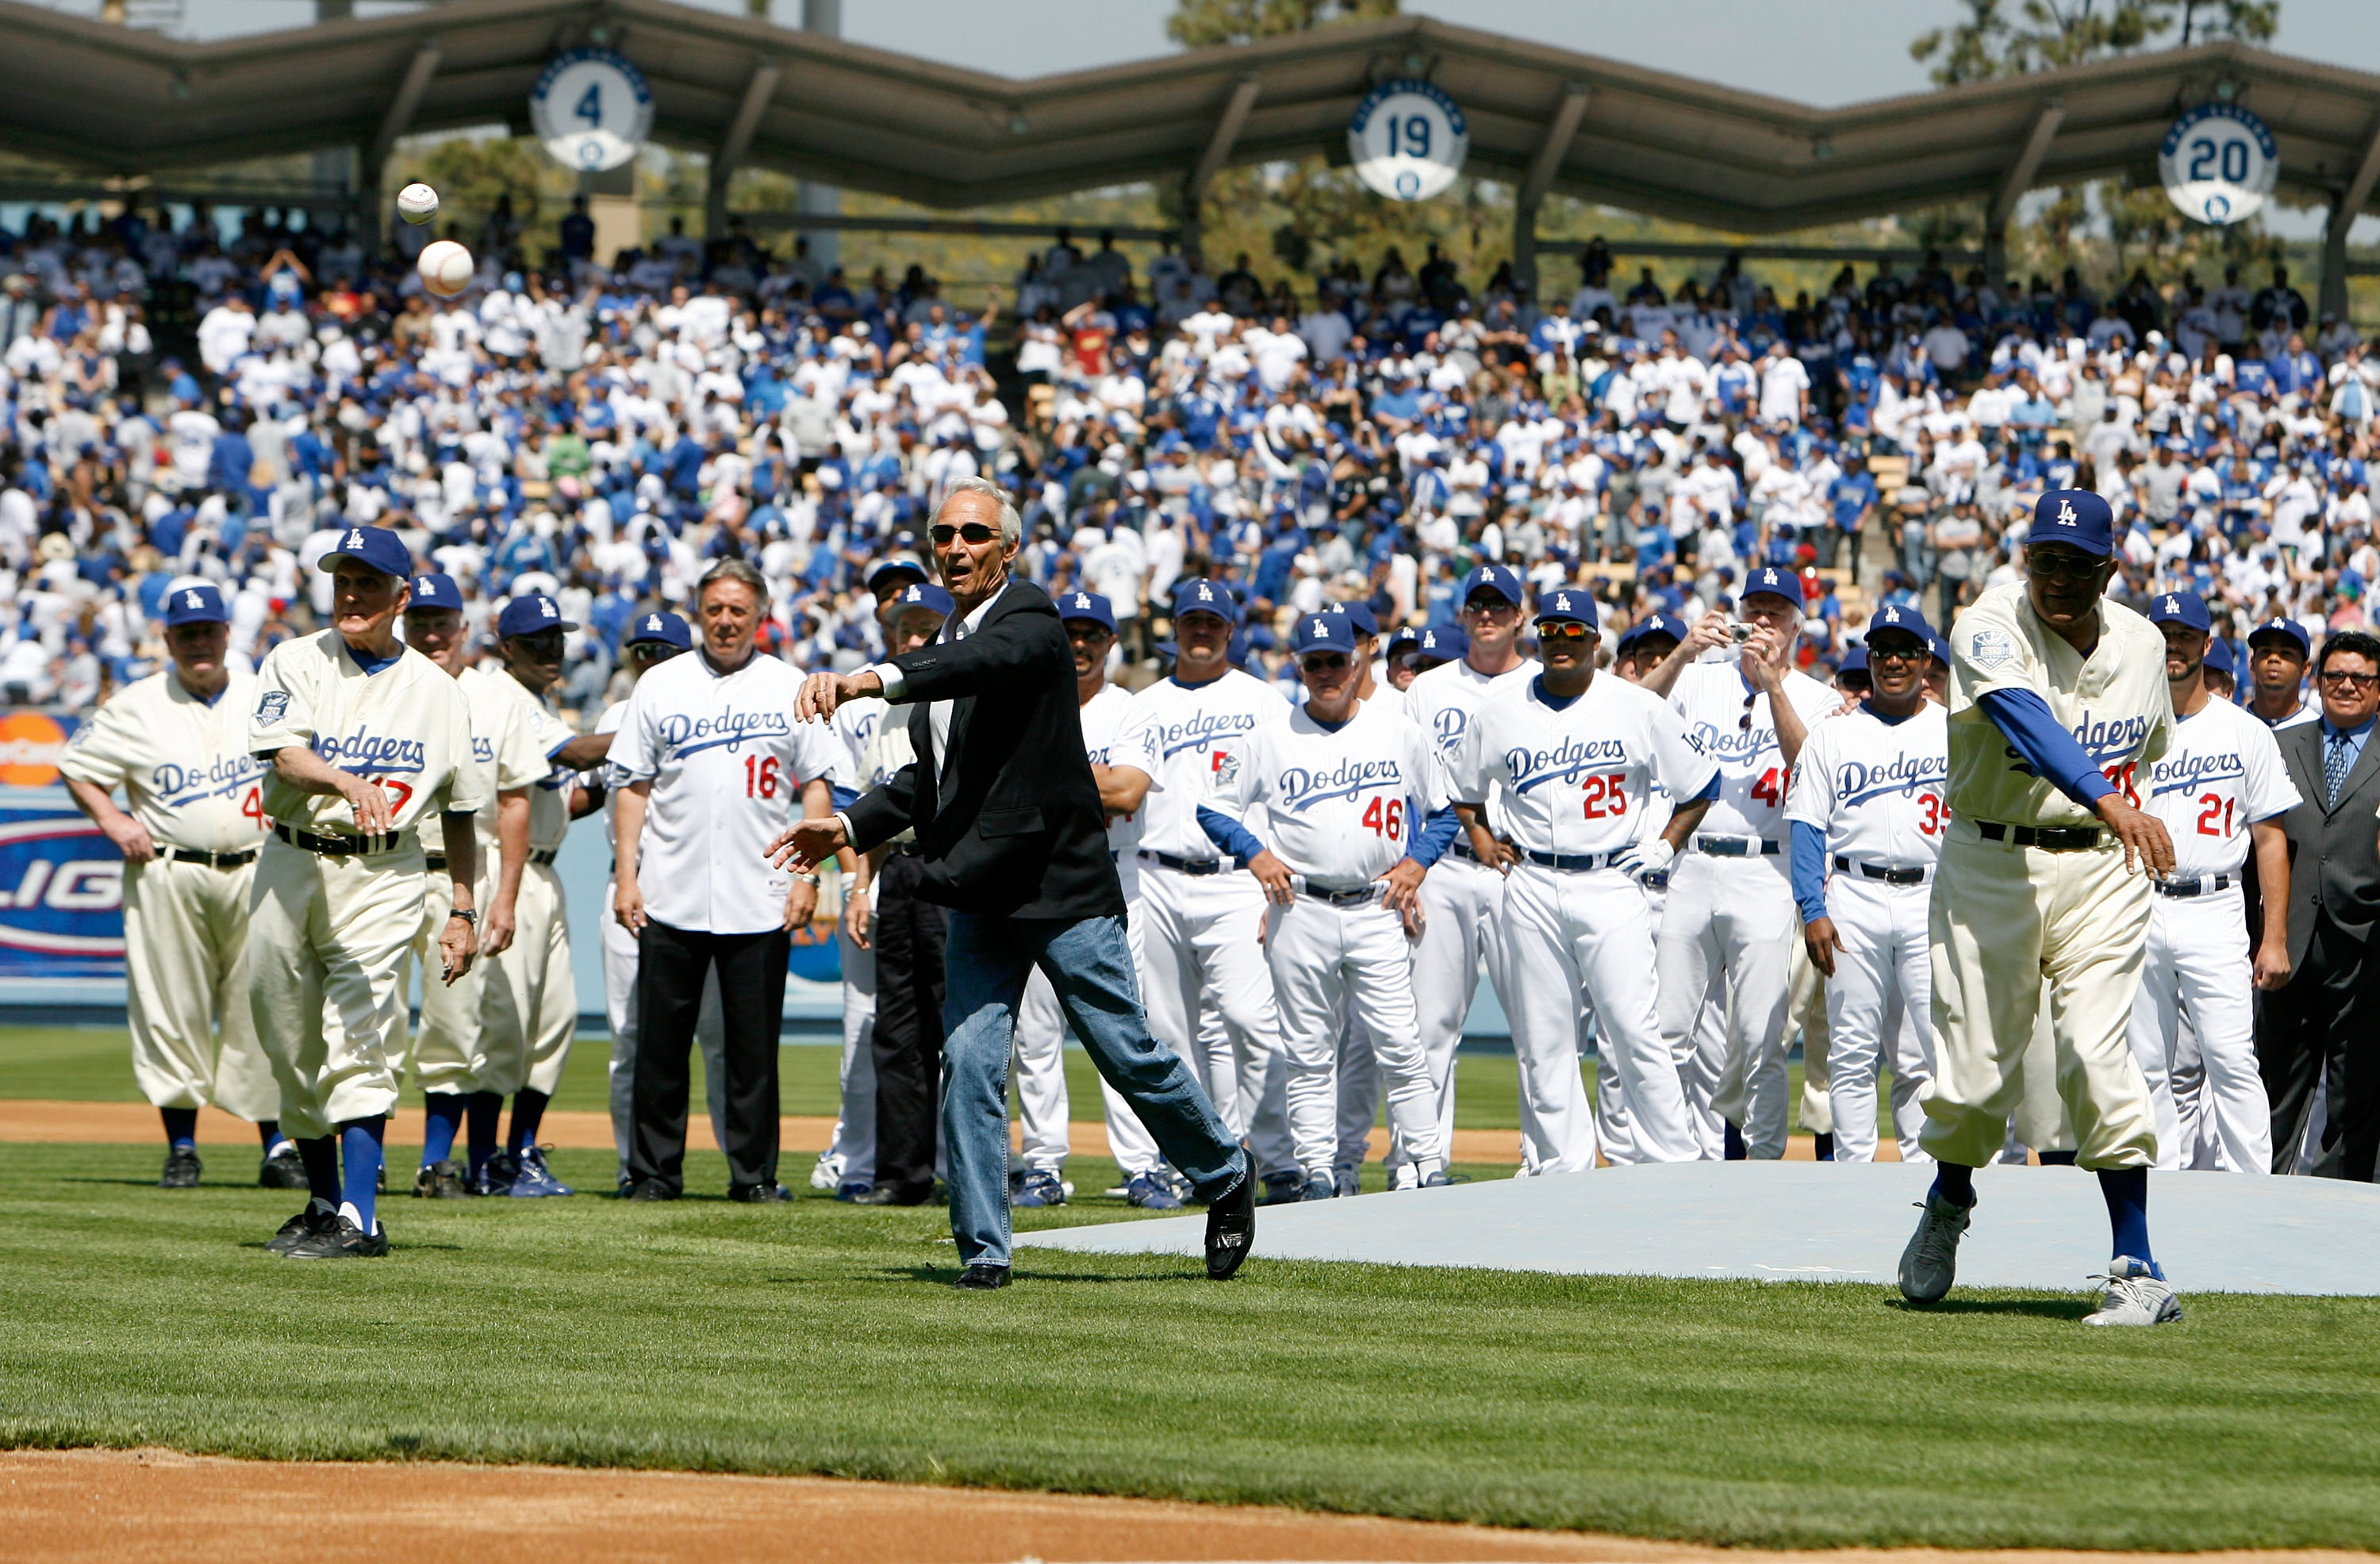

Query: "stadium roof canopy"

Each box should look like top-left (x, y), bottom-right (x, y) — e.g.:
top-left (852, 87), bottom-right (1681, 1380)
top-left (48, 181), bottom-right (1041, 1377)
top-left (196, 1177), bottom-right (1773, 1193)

top-left (0, 0), bottom-right (2374, 292)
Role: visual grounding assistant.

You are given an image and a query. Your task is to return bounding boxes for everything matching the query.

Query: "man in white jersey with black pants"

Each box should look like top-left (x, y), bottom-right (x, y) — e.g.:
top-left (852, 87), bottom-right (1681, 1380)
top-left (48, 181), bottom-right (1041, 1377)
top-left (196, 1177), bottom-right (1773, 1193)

top-left (1453, 586), bottom-right (1718, 1171)
top-left (1401, 565), bottom-right (1537, 1182)
top-left (2129, 590), bottom-right (2293, 1173)
top-left (1007, 590), bottom-right (1175, 1207)
top-left (1204, 611), bottom-right (1453, 1197)
top-left (1133, 578), bottom-right (1298, 1202)
top-left (60, 583), bottom-right (292, 1190)
top-left (1641, 564), bottom-right (1841, 1159)
top-left (247, 526), bottom-right (484, 1259)
top-left (1787, 607), bottom-right (1945, 1163)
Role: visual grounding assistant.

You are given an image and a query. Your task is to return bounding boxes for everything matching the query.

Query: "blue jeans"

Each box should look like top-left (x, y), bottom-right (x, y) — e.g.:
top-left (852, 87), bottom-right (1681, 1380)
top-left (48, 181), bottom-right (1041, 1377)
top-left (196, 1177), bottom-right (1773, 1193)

top-left (942, 911), bottom-right (1247, 1268)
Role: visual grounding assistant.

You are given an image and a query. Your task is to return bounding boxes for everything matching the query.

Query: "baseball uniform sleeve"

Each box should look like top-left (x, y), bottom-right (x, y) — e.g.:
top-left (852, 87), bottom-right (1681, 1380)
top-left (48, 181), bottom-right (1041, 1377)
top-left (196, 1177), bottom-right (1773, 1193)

top-left (1647, 696), bottom-right (1720, 803)
top-left (1110, 701), bottom-right (1162, 790)
top-left (1783, 719), bottom-right (1839, 830)
top-left (57, 692), bottom-right (136, 789)
top-left (248, 642), bottom-right (317, 757)
top-left (434, 679), bottom-right (488, 816)
top-left (607, 679), bottom-right (661, 782)
top-left (1449, 704), bottom-right (1494, 805)
top-left (793, 719), bottom-right (853, 792)
top-left (2241, 723), bottom-right (2302, 821)
top-left (1947, 587), bottom-right (2044, 706)
top-left (490, 688), bottom-right (547, 793)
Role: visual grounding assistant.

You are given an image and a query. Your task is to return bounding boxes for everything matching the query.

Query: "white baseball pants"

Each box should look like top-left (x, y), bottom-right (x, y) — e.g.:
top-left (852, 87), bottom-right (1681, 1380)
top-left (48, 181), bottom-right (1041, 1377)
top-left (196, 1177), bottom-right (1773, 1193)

top-left (1501, 863), bottom-right (1696, 1171)
top-left (1135, 863), bottom-right (1293, 1179)
top-left (2125, 888), bottom-right (2272, 1175)
top-left (1335, 1007), bottom-right (1384, 1175)
top-left (1262, 893), bottom-right (1441, 1181)
top-left (1791, 939), bottom-right (1833, 1137)
top-left (1924, 828), bottom-right (2157, 1171)
top-left (824, 917), bottom-right (877, 1186)
top-left (475, 860), bottom-right (574, 1098)
top-left (1658, 853), bottom-right (1797, 1157)
top-left (403, 865), bottom-right (482, 1096)
top-left (1407, 854), bottom-right (1511, 1175)
top-left (602, 876), bottom-right (725, 1178)
top-left (121, 856), bottom-right (277, 1121)
top-left (1820, 874), bottom-right (1935, 1162)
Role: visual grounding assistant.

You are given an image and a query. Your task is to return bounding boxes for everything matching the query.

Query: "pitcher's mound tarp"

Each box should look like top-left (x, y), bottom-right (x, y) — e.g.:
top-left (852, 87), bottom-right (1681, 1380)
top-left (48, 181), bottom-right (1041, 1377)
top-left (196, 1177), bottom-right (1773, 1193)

top-left (1017, 1161), bottom-right (2380, 1296)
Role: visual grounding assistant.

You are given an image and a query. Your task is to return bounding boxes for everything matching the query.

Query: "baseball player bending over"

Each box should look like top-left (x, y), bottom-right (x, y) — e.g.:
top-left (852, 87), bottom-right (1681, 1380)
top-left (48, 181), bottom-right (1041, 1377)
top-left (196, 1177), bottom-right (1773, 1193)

top-left (1787, 608), bottom-right (1945, 1163)
top-left (1202, 611), bottom-right (1453, 1197)
top-left (248, 527), bottom-right (484, 1259)
top-left (1901, 491), bottom-right (2182, 1326)
top-left (2128, 591), bottom-right (2293, 1173)
top-left (60, 584), bottom-right (297, 1190)
top-left (1453, 588), bottom-right (1719, 1171)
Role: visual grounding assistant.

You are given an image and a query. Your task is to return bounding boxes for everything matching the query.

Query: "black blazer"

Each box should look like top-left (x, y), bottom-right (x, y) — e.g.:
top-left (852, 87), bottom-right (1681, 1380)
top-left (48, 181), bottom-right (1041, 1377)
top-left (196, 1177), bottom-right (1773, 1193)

top-left (843, 579), bottom-right (1125, 921)
top-left (2272, 719), bottom-right (2380, 968)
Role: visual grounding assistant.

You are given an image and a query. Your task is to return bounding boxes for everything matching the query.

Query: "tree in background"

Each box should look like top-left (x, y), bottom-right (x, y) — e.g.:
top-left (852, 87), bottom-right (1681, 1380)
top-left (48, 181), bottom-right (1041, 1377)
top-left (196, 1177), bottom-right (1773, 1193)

top-left (1167, 0), bottom-right (1399, 48)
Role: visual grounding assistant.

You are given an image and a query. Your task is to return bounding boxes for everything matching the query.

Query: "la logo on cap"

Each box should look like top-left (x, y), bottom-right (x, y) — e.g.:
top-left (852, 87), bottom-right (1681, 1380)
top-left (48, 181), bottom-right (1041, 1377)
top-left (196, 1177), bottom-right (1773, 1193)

top-left (646, 614), bottom-right (662, 630)
top-left (1884, 607), bottom-right (1901, 622)
top-left (2056, 500), bottom-right (2078, 527)
top-left (1311, 619), bottom-right (1328, 637)
top-left (186, 590), bottom-right (202, 608)
top-left (416, 577), bottom-right (432, 592)
top-left (1555, 592), bottom-right (1571, 611)
top-left (347, 528), bottom-right (365, 548)
top-left (2165, 596), bottom-right (2179, 612)
top-left (540, 599), bottom-right (557, 618)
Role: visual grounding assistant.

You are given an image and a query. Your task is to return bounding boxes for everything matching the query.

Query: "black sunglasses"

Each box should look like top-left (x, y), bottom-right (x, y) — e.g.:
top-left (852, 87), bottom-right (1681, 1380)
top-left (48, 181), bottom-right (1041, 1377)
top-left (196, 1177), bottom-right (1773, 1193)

top-left (930, 521), bottom-right (999, 546)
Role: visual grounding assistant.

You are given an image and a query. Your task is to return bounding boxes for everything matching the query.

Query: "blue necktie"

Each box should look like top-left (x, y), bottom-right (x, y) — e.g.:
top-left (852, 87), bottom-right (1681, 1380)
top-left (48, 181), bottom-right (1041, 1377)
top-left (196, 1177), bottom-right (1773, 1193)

top-left (2326, 730), bottom-right (2354, 807)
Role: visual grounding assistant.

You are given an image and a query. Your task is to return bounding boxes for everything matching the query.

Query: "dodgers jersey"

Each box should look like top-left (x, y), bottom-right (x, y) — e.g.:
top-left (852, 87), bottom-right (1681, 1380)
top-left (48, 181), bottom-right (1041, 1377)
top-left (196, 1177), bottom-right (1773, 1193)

top-left (416, 666), bottom-right (493, 857)
top-left (1784, 703), bottom-right (1950, 868)
top-left (1080, 681), bottom-right (1162, 898)
top-left (1403, 654), bottom-right (1538, 835)
top-left (248, 630), bottom-right (485, 836)
top-left (610, 648), bottom-right (848, 934)
top-left (2141, 699), bottom-right (2298, 879)
top-left (1215, 697), bottom-right (1441, 887)
top-left (1947, 582), bottom-right (2173, 829)
top-left (455, 665), bottom-right (544, 856)
top-left (595, 699), bottom-right (630, 858)
top-left (1452, 673), bottom-right (1716, 857)
top-left (60, 665), bottom-right (271, 853)
top-left (833, 696), bottom-right (889, 786)
top-left (486, 670), bottom-right (581, 853)
top-left (1669, 660), bottom-right (1841, 843)
top-left (1130, 668), bottom-right (1289, 861)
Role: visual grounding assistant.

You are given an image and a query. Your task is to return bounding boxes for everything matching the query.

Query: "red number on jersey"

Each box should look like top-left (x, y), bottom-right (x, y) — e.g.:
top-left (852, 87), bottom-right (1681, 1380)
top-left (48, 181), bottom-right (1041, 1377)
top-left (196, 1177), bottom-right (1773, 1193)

top-left (2102, 762), bottom-right (2140, 808)
top-left (1750, 767), bottom-right (1783, 806)
top-left (240, 787), bottom-right (264, 828)
top-left (1361, 796), bottom-right (1406, 840)
top-left (1917, 793), bottom-right (1943, 835)
top-left (744, 755), bottom-right (781, 799)
top-left (376, 778), bottom-right (414, 814)
top-left (1580, 772), bottom-right (1629, 820)
top-left (2195, 793), bottom-right (2235, 838)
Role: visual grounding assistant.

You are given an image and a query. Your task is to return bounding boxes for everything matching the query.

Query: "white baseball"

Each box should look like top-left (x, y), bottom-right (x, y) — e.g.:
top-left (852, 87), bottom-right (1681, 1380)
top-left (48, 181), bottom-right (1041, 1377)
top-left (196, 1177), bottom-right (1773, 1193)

top-left (417, 240), bottom-right (475, 298)
top-left (395, 182), bottom-right (440, 226)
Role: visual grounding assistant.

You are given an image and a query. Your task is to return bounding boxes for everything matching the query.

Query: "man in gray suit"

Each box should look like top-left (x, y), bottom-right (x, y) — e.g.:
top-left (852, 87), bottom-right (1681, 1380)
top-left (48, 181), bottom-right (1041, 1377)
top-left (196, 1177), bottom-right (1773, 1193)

top-left (2262, 628), bottom-right (2380, 1180)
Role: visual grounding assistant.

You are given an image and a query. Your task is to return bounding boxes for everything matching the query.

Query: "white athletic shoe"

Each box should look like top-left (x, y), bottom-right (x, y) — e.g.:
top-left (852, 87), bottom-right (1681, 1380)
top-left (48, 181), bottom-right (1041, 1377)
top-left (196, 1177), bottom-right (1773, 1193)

top-left (2082, 1257), bottom-right (2183, 1326)
top-left (1898, 1191), bottom-right (1971, 1304)
top-left (808, 1151), bottom-right (844, 1192)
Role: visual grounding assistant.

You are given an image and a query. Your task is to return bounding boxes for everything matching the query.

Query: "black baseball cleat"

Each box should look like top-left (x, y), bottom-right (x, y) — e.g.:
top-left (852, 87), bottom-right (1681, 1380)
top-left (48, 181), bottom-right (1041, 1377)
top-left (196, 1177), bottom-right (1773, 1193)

top-left (159, 1147), bottom-right (202, 1189)
top-left (953, 1263), bottom-right (1011, 1290)
top-left (850, 1181), bottom-right (935, 1206)
top-left (1257, 1171), bottom-right (1304, 1206)
top-left (470, 1152), bottom-right (520, 1198)
top-left (728, 1182), bottom-right (794, 1203)
top-left (258, 1144), bottom-right (309, 1190)
top-left (282, 1213), bottom-right (390, 1259)
top-left (413, 1160), bottom-right (471, 1199)
top-left (266, 1200), bottom-right (338, 1255)
top-left (1204, 1167), bottom-right (1256, 1281)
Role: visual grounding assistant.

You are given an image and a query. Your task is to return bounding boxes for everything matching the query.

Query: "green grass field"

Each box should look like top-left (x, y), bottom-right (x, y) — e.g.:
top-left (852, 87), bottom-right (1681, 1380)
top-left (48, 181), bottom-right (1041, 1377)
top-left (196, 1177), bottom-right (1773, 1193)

top-left (3, 1028), bottom-right (2375, 1550)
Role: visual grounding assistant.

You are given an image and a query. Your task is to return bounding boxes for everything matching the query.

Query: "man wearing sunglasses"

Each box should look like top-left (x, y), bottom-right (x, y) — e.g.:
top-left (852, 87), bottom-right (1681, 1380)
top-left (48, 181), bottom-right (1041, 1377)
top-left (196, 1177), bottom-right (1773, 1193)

top-left (1450, 588), bottom-right (1718, 1171)
top-left (1640, 564), bottom-right (1841, 1161)
top-left (1402, 565), bottom-right (1537, 1181)
top-left (1785, 607), bottom-right (1946, 1163)
top-left (1901, 489), bottom-right (2184, 1327)
top-left (1199, 611), bottom-right (1453, 1198)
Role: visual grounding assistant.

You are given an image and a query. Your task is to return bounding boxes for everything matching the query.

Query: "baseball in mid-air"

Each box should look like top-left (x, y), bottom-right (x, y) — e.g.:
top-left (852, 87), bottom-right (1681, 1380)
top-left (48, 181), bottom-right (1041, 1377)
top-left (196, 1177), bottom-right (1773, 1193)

top-left (396, 182), bottom-right (440, 226)
top-left (417, 239), bottom-right (475, 298)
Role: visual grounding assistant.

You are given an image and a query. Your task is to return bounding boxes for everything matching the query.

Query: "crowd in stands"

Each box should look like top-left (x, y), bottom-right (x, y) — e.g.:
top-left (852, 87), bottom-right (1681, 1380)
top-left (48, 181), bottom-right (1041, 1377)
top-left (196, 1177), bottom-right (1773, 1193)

top-left (1, 199), bottom-right (2375, 722)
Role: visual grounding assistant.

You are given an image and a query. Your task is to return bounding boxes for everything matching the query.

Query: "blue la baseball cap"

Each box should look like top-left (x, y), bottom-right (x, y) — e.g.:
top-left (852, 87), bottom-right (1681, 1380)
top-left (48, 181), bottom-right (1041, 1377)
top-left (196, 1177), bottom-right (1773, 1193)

top-left (1741, 565), bottom-right (1806, 610)
top-left (1927, 634), bottom-right (1949, 665)
top-left (1458, 564), bottom-right (1524, 608)
top-left (2148, 590), bottom-right (2213, 634)
top-left (2247, 615), bottom-right (2309, 658)
top-left (1620, 611), bottom-right (1687, 653)
top-left (1328, 599), bottom-right (1379, 637)
top-left (497, 594), bottom-right (578, 638)
top-left (406, 573), bottom-right (464, 612)
top-left (1056, 588), bottom-right (1117, 634)
top-left (1172, 578), bottom-right (1241, 626)
top-left (1291, 611), bottom-right (1357, 656)
top-left (867, 558), bottom-right (929, 591)
top-left (2205, 638), bottom-right (2236, 676)
top-left (1865, 604), bottom-right (1936, 644)
top-left (625, 610), bottom-right (692, 650)
top-left (1411, 623), bottom-right (1467, 661)
top-left (162, 582), bottom-right (228, 627)
top-left (886, 581), bottom-right (957, 620)
top-left (1840, 646), bottom-right (1870, 675)
top-left (1534, 585), bottom-right (1599, 629)
top-left (316, 524), bottom-right (410, 579)
top-left (2026, 489), bottom-right (2116, 558)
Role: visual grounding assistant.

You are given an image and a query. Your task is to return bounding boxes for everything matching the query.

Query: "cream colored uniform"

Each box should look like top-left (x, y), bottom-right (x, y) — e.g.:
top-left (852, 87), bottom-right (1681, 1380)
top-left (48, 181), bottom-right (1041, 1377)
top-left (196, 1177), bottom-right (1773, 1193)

top-left (59, 665), bottom-right (275, 1120)
top-left (401, 665), bottom-right (513, 1095)
top-left (247, 631), bottom-right (483, 1139)
top-left (1925, 583), bottom-right (2172, 1171)
top-left (473, 669), bottom-right (582, 1099)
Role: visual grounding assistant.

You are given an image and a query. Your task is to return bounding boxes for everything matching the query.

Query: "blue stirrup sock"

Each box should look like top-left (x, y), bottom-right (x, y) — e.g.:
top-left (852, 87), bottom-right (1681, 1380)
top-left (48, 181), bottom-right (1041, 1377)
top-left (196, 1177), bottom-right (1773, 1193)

top-left (509, 1088), bottom-right (551, 1155)
top-left (1929, 1161), bottom-right (1977, 1209)
top-left (258, 1117), bottom-right (289, 1152)
top-left (466, 1091), bottom-right (503, 1177)
top-left (420, 1093), bottom-right (466, 1167)
top-left (160, 1106), bottom-right (198, 1148)
top-left (295, 1136), bottom-right (340, 1206)
top-left (339, 1117), bottom-right (387, 1232)
top-left (2097, 1165), bottom-right (2156, 1271)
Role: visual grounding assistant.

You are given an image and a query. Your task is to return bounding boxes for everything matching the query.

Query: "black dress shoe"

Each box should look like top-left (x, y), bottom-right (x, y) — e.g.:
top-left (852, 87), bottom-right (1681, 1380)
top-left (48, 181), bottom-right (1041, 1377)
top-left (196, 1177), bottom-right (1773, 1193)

top-left (1204, 1167), bottom-right (1256, 1281)
top-left (850, 1181), bottom-right (935, 1206)
top-left (623, 1179), bottom-right (679, 1202)
top-left (729, 1182), bottom-right (794, 1203)
top-left (953, 1263), bottom-right (1011, 1290)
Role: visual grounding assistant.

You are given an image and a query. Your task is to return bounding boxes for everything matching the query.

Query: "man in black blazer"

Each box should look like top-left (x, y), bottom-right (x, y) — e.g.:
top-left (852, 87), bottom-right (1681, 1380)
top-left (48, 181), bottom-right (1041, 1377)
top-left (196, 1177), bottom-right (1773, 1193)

top-left (2261, 627), bottom-right (2380, 1179)
top-left (776, 478), bottom-right (1256, 1287)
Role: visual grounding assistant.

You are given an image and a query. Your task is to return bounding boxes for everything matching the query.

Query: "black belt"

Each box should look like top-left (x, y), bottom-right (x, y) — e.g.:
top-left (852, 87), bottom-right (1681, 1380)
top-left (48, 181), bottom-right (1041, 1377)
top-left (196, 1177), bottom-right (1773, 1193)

top-left (1834, 854), bottom-right (1929, 886)
top-left (532, 847), bottom-right (559, 865)
top-left (1694, 835), bottom-right (1781, 857)
top-left (1977, 821), bottom-right (2102, 851)
top-left (274, 823), bottom-right (404, 857)
top-left (1301, 883), bottom-right (1380, 907)
top-left (166, 846), bottom-right (256, 869)
top-left (2157, 873), bottom-right (2233, 898)
top-left (1139, 849), bottom-right (1238, 875)
top-left (424, 853), bottom-right (447, 872)
top-left (1641, 870), bottom-right (1670, 890)
top-left (1446, 838), bottom-right (1480, 862)
top-left (1524, 848), bottom-right (1625, 872)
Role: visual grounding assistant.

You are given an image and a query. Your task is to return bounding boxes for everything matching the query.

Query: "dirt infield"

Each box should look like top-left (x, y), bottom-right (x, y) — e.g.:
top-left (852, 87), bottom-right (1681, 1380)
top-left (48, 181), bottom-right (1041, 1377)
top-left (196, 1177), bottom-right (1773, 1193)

top-left (0, 1449), bottom-right (2359, 1564)
top-left (0, 1102), bottom-right (1879, 1163)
